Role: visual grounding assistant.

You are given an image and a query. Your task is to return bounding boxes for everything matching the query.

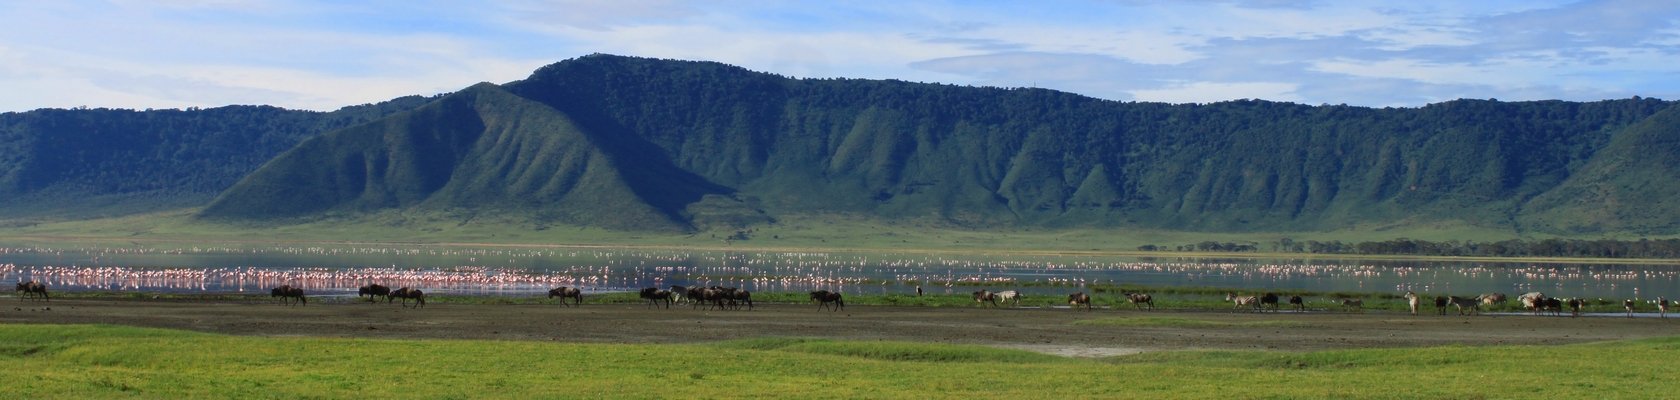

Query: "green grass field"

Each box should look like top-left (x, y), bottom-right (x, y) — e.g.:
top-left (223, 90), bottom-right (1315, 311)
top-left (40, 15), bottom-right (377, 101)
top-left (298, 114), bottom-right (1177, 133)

top-left (2, 324), bottom-right (1675, 398)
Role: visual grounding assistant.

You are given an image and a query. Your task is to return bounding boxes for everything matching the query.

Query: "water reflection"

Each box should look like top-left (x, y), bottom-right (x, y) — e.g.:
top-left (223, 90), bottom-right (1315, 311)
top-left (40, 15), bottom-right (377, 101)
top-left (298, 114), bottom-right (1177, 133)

top-left (1, 245), bottom-right (1677, 299)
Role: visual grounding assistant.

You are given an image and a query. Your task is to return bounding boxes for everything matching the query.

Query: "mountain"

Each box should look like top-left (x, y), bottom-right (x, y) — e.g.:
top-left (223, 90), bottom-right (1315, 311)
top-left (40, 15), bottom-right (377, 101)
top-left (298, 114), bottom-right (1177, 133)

top-left (0, 96), bottom-right (432, 219)
top-left (1517, 105), bottom-right (1680, 234)
top-left (199, 83), bottom-right (731, 230)
top-left (15, 54), bottom-right (1680, 236)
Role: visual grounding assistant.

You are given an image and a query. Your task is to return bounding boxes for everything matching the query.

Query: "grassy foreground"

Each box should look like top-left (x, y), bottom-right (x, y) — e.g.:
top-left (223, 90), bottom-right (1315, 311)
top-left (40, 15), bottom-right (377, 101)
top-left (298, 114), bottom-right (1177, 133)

top-left (2, 324), bottom-right (1676, 398)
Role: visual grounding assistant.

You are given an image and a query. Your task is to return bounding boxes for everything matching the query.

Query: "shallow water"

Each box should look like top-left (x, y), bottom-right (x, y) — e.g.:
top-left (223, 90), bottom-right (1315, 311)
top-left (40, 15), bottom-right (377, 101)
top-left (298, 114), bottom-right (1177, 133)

top-left (2, 244), bottom-right (1678, 300)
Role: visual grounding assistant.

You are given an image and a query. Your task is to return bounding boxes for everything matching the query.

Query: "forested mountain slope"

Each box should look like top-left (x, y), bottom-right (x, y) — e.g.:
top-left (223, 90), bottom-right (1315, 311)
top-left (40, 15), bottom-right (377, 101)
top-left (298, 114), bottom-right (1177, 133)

top-left (15, 54), bottom-right (1680, 235)
top-left (0, 96), bottom-right (431, 218)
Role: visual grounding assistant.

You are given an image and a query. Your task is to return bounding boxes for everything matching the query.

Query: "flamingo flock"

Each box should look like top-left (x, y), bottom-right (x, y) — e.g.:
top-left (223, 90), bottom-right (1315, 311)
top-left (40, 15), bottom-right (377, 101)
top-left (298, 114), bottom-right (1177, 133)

top-left (3, 245), bottom-right (1679, 300)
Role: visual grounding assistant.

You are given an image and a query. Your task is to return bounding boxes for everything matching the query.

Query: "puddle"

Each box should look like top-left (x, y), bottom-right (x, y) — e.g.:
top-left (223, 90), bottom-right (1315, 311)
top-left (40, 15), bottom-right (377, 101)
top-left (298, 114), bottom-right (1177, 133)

top-left (996, 344), bottom-right (1147, 358)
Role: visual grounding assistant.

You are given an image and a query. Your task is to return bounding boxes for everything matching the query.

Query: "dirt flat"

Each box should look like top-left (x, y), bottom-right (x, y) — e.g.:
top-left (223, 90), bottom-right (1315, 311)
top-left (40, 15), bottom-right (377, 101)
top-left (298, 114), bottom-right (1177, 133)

top-left (5, 298), bottom-right (1676, 356)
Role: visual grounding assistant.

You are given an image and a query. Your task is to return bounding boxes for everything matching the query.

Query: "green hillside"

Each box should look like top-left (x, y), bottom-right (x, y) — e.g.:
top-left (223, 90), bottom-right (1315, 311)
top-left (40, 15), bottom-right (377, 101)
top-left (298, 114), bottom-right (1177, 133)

top-left (492, 54), bottom-right (1674, 233)
top-left (9, 54), bottom-right (1680, 237)
top-left (198, 83), bottom-right (732, 231)
top-left (0, 96), bottom-right (431, 219)
top-left (1518, 105), bottom-right (1680, 234)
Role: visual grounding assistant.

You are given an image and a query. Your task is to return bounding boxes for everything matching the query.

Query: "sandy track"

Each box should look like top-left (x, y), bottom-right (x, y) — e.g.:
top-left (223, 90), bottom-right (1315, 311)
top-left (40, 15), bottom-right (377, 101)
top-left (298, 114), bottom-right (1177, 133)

top-left (5, 298), bottom-right (1675, 356)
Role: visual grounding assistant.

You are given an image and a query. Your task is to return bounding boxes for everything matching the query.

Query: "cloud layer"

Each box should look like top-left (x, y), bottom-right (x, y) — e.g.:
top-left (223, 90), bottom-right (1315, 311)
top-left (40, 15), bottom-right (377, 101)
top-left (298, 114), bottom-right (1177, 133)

top-left (2, 0), bottom-right (1675, 112)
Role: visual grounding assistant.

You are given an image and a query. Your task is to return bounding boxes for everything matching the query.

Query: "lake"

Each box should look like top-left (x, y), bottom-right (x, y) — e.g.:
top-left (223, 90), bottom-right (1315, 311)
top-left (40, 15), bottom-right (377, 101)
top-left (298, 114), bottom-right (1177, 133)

top-left (3, 244), bottom-right (1678, 300)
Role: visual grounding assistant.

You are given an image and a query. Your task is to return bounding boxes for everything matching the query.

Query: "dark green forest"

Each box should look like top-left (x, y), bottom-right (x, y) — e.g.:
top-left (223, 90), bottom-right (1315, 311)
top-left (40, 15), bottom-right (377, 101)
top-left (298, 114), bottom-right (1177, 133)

top-left (7, 54), bottom-right (1680, 238)
top-left (0, 96), bottom-right (432, 218)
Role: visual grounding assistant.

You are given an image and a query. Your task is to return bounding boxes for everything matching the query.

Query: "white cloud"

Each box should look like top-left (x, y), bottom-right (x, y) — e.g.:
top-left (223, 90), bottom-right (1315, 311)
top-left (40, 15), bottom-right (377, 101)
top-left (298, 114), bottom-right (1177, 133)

top-left (1358, 25), bottom-right (1478, 51)
top-left (1, 1), bottom-right (1677, 112)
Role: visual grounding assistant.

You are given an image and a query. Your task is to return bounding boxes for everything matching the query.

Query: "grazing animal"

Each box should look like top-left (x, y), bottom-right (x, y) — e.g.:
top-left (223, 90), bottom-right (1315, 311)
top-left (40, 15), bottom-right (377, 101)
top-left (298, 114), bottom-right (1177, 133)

top-left (1124, 292), bottom-right (1155, 311)
top-left (669, 285), bottom-right (688, 305)
top-left (707, 287), bottom-right (733, 310)
top-left (358, 284), bottom-right (392, 303)
top-left (1339, 298), bottom-right (1364, 312)
top-left (1477, 293), bottom-right (1508, 306)
top-left (1659, 297), bottom-right (1670, 319)
top-left (1447, 296), bottom-right (1480, 315)
top-left (1625, 299), bottom-right (1637, 317)
top-left (1404, 291), bottom-right (1421, 316)
top-left (16, 281), bottom-right (48, 301)
top-left (270, 285), bottom-right (305, 306)
top-left (391, 287), bottom-right (426, 308)
top-left (1288, 295), bottom-right (1305, 312)
top-left (1434, 296), bottom-right (1449, 315)
top-left (973, 290), bottom-right (998, 307)
top-left (687, 286), bottom-right (709, 310)
top-left (1259, 293), bottom-right (1281, 311)
top-left (811, 290), bottom-right (845, 311)
top-left (1542, 297), bottom-right (1563, 316)
top-left (1226, 293), bottom-right (1260, 311)
top-left (1565, 298), bottom-right (1584, 317)
top-left (639, 287), bottom-right (672, 309)
top-left (993, 290), bottom-right (1022, 307)
top-left (548, 286), bottom-right (583, 307)
top-left (1066, 292), bottom-right (1091, 311)
top-left (697, 286), bottom-right (752, 311)
top-left (725, 288), bottom-right (754, 310)
top-left (1519, 292), bottom-right (1547, 314)
top-left (916, 285), bottom-right (923, 297)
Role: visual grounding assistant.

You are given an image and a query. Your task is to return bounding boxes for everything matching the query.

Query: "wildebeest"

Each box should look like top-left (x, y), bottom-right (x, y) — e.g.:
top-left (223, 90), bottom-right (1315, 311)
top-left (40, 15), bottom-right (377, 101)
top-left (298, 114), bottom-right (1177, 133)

top-left (1288, 295), bottom-right (1305, 312)
top-left (686, 286), bottom-right (708, 309)
top-left (1404, 291), bottom-right (1421, 316)
top-left (391, 287), bottom-right (426, 308)
top-left (1541, 297), bottom-right (1563, 316)
top-left (1226, 293), bottom-right (1260, 311)
top-left (993, 290), bottom-right (1022, 307)
top-left (358, 284), bottom-right (391, 303)
top-left (270, 285), bottom-right (305, 306)
top-left (1066, 292), bottom-right (1091, 311)
top-left (1447, 295), bottom-right (1480, 315)
top-left (1566, 297), bottom-right (1585, 317)
top-left (1625, 299), bottom-right (1637, 317)
top-left (1259, 293), bottom-right (1281, 312)
top-left (1338, 297), bottom-right (1364, 312)
top-left (639, 287), bottom-right (672, 309)
top-left (720, 287), bottom-right (754, 310)
top-left (973, 290), bottom-right (998, 307)
top-left (1659, 297), bottom-right (1670, 319)
top-left (811, 290), bottom-right (845, 311)
top-left (1124, 292), bottom-right (1155, 311)
top-left (1434, 296), bottom-right (1449, 315)
top-left (691, 286), bottom-right (752, 311)
top-left (16, 281), bottom-right (48, 301)
top-left (548, 286), bottom-right (582, 307)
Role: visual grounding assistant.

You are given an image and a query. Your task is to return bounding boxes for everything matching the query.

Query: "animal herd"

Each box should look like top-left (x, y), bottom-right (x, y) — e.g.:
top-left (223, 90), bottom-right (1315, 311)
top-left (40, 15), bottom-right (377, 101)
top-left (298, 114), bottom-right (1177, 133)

top-left (682, 285), bottom-right (754, 310)
top-left (10, 279), bottom-right (1678, 319)
top-left (1404, 290), bottom-right (1671, 319)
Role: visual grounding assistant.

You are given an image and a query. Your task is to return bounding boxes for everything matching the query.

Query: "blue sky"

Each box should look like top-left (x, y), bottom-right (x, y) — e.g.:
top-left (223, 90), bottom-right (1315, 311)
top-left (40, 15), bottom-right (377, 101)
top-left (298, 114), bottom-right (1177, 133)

top-left (2, 0), bottom-right (1677, 112)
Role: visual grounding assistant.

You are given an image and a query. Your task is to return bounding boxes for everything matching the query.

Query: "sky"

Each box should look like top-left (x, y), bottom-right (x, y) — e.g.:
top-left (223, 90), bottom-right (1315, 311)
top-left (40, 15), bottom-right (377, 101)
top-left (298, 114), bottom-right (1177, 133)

top-left (2, 0), bottom-right (1677, 112)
